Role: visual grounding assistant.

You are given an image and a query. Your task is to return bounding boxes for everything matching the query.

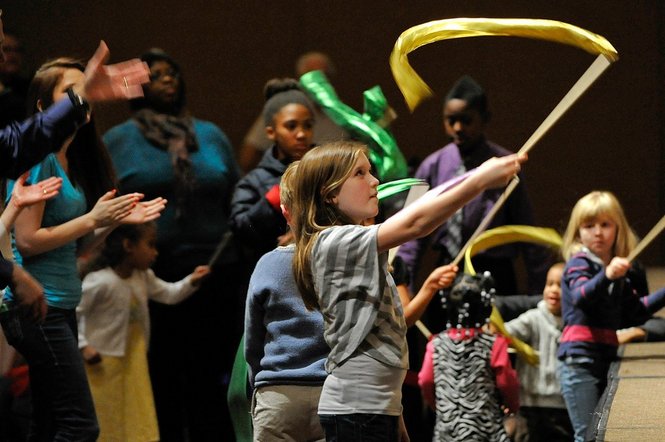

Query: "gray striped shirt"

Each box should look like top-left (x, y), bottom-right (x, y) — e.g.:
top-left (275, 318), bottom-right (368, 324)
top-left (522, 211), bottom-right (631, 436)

top-left (312, 224), bottom-right (408, 372)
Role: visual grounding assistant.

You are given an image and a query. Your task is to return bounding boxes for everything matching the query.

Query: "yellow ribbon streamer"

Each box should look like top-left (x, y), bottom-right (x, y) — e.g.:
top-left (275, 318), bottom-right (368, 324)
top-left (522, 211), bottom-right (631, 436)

top-left (390, 18), bottom-right (619, 111)
top-left (464, 225), bottom-right (563, 275)
top-left (464, 225), bottom-right (563, 366)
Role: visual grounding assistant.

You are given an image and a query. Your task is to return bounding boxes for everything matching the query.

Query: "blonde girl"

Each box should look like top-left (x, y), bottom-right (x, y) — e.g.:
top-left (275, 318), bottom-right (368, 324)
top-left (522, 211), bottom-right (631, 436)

top-left (290, 140), bottom-right (524, 442)
top-left (557, 191), bottom-right (665, 442)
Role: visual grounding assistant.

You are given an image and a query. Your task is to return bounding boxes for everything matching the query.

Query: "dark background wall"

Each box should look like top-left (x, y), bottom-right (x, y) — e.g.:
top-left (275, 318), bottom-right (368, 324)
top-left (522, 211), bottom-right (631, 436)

top-left (6, 0), bottom-right (665, 263)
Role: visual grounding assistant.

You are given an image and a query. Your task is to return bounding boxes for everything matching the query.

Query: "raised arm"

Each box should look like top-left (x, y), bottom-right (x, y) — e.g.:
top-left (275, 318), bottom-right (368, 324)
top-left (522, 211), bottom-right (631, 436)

top-left (0, 42), bottom-right (148, 179)
top-left (72, 41), bottom-right (148, 103)
top-left (377, 154), bottom-right (525, 253)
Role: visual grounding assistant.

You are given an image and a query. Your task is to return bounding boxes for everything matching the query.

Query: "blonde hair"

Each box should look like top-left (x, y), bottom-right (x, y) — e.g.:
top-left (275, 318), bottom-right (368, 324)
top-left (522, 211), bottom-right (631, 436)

top-left (291, 141), bottom-right (369, 310)
top-left (279, 162), bottom-right (298, 212)
top-left (561, 191), bottom-right (637, 260)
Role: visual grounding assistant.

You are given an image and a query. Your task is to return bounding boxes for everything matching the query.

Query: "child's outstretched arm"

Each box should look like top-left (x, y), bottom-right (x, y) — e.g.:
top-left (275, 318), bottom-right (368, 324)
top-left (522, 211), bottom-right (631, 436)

top-left (399, 264), bottom-right (457, 327)
top-left (190, 265), bottom-right (211, 286)
top-left (147, 265), bottom-right (210, 305)
top-left (377, 154), bottom-right (525, 253)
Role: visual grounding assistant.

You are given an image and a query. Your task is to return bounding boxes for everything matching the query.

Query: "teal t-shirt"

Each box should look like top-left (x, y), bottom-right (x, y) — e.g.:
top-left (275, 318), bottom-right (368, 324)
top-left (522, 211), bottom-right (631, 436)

top-left (4, 153), bottom-right (87, 309)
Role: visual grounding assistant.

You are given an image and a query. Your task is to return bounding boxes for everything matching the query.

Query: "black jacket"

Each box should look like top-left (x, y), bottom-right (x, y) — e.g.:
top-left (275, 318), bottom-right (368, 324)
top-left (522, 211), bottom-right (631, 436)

top-left (229, 146), bottom-right (288, 270)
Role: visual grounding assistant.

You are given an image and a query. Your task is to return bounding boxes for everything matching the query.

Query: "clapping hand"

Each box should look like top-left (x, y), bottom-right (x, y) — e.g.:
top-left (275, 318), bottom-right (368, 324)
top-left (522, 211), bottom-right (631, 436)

top-left (121, 197), bottom-right (167, 224)
top-left (74, 41), bottom-right (150, 103)
top-left (10, 172), bottom-right (62, 209)
top-left (88, 190), bottom-right (143, 227)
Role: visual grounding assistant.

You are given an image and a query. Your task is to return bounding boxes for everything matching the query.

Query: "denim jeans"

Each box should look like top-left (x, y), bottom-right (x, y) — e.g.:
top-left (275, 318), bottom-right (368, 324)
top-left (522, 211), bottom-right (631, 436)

top-left (0, 304), bottom-right (99, 441)
top-left (558, 357), bottom-right (610, 442)
top-left (319, 413), bottom-right (398, 442)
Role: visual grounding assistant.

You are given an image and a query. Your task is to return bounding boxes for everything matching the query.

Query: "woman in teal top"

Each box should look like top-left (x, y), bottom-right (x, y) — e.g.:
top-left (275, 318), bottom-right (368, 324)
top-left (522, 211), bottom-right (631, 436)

top-left (1, 58), bottom-right (165, 441)
top-left (103, 49), bottom-right (241, 441)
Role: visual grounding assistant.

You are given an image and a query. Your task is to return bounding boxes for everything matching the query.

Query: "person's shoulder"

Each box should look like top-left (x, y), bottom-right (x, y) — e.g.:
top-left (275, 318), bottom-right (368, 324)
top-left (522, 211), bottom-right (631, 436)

top-left (233, 162), bottom-right (266, 189)
top-left (193, 118), bottom-right (228, 137)
top-left (420, 142), bottom-right (457, 163)
top-left (247, 148), bottom-right (285, 176)
top-left (105, 118), bottom-right (136, 133)
top-left (256, 245), bottom-right (294, 266)
top-left (28, 153), bottom-right (59, 181)
top-left (563, 251), bottom-right (599, 277)
top-left (518, 304), bottom-right (543, 322)
top-left (317, 225), bottom-right (376, 251)
top-left (415, 143), bottom-right (458, 177)
top-left (103, 119), bottom-right (138, 142)
top-left (566, 250), bottom-right (594, 267)
top-left (320, 224), bottom-right (372, 239)
top-left (82, 267), bottom-right (119, 288)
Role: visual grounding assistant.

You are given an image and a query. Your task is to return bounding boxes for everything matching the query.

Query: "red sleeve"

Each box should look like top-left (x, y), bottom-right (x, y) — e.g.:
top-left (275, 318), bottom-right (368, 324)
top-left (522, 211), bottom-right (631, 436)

top-left (418, 338), bottom-right (436, 410)
top-left (264, 184), bottom-right (281, 212)
top-left (490, 335), bottom-right (520, 413)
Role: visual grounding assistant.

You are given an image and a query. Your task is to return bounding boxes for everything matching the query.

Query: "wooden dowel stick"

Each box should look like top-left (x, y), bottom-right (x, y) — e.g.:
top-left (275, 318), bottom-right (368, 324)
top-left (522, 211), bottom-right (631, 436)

top-left (518, 54), bottom-right (612, 155)
top-left (415, 320), bottom-right (432, 339)
top-left (627, 214), bottom-right (665, 262)
top-left (452, 177), bottom-right (520, 267)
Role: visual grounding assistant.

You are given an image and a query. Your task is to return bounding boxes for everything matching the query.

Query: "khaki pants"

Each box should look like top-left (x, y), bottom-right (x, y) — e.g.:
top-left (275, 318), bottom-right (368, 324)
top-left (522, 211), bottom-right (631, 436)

top-left (251, 384), bottom-right (325, 442)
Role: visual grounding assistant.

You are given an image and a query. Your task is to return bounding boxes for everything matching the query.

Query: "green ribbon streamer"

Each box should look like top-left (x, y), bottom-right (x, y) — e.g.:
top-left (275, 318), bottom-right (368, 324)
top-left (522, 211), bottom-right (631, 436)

top-left (299, 70), bottom-right (408, 182)
top-left (377, 178), bottom-right (426, 201)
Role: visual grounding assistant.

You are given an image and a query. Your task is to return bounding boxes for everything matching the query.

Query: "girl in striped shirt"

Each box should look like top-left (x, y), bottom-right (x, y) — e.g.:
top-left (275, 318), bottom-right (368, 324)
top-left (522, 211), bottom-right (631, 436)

top-left (289, 140), bottom-right (524, 441)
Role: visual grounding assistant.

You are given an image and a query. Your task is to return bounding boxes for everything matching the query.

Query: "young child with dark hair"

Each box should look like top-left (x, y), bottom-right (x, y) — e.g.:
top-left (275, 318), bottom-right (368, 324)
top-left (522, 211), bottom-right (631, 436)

top-left (505, 262), bottom-right (573, 442)
top-left (418, 272), bottom-right (519, 442)
top-left (77, 222), bottom-right (209, 441)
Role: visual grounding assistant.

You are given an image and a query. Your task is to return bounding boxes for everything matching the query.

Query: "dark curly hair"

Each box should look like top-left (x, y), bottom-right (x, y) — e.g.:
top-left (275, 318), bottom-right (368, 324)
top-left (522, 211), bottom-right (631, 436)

top-left (440, 272), bottom-right (496, 330)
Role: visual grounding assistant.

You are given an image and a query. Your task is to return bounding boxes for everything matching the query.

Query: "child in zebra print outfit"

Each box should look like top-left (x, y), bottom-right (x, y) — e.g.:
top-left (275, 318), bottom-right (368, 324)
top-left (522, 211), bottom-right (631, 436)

top-left (419, 273), bottom-right (519, 442)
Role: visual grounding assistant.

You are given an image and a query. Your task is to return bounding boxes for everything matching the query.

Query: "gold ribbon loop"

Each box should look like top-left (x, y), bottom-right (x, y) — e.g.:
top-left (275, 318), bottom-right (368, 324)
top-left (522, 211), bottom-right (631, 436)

top-left (390, 18), bottom-right (619, 111)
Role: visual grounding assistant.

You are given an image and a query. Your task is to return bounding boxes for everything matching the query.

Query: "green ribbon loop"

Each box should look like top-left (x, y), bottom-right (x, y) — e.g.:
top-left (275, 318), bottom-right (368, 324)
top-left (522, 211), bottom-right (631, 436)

top-left (300, 70), bottom-right (408, 182)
